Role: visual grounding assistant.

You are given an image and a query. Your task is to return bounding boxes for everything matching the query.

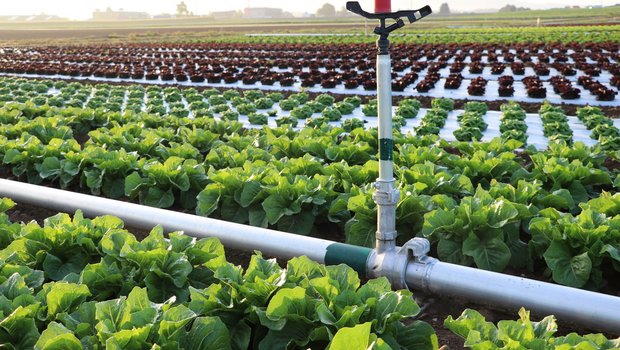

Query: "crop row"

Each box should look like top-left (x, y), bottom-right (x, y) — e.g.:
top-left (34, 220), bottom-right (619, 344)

top-left (1, 77), bottom-right (618, 151)
top-left (0, 42), bottom-right (617, 103)
top-left (1, 199), bottom-right (617, 348)
top-left (0, 198), bottom-right (436, 349)
top-left (238, 25), bottom-right (620, 45)
top-left (1, 88), bottom-right (620, 290)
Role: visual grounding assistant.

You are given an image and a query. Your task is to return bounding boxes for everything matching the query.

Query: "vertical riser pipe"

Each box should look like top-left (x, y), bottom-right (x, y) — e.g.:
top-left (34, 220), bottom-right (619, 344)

top-left (375, 51), bottom-right (399, 255)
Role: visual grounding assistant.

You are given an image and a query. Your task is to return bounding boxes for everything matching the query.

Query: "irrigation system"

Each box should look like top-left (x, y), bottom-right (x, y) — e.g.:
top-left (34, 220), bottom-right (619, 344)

top-left (0, 0), bottom-right (619, 335)
top-left (2, 179), bottom-right (620, 333)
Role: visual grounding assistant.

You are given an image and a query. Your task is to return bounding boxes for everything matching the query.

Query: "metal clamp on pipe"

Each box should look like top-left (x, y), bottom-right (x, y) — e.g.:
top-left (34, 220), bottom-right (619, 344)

top-left (372, 180), bottom-right (399, 251)
top-left (368, 237), bottom-right (437, 290)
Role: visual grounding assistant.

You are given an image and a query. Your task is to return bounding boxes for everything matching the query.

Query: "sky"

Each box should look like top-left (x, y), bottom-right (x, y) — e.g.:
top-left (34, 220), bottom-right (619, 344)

top-left (1, 0), bottom-right (615, 19)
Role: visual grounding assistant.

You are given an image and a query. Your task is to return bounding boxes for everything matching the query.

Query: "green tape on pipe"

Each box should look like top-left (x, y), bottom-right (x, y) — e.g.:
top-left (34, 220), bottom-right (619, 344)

top-left (379, 138), bottom-right (393, 161)
top-left (324, 243), bottom-right (372, 277)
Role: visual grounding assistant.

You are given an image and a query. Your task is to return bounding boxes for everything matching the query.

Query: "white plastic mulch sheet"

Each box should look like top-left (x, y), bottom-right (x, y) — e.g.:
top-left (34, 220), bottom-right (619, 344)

top-left (239, 105), bottom-right (597, 151)
top-left (1, 64), bottom-right (617, 107)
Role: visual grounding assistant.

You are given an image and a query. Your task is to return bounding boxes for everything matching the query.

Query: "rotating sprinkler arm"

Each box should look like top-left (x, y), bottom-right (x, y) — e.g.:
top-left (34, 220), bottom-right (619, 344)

top-left (346, 1), bottom-right (432, 42)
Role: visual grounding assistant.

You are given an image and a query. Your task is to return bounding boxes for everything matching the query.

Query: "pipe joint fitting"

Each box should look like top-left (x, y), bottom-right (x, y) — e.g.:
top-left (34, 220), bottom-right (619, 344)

top-left (376, 230), bottom-right (398, 242)
top-left (373, 185), bottom-right (400, 206)
top-left (367, 237), bottom-right (435, 290)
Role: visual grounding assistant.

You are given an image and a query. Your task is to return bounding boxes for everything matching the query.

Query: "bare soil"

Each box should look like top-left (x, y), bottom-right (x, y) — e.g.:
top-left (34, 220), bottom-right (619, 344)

top-left (0, 23), bottom-right (363, 42)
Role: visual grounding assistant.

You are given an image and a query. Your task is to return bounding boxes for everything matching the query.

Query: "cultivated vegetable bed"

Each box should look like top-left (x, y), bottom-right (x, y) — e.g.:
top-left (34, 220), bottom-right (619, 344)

top-left (1, 74), bottom-right (620, 342)
top-left (0, 77), bottom-right (618, 150)
top-left (1, 78), bottom-right (620, 292)
top-left (1, 199), bottom-right (619, 349)
top-left (0, 41), bottom-right (618, 106)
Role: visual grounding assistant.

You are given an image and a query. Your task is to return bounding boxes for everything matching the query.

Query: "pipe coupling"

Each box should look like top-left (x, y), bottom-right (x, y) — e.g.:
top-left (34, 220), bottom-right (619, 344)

top-left (367, 237), bottom-right (436, 290)
top-left (373, 184), bottom-right (399, 206)
top-left (376, 230), bottom-right (398, 242)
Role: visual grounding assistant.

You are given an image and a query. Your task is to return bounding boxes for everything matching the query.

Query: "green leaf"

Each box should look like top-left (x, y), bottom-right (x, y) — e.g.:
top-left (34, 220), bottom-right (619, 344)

top-left (84, 169), bottom-right (103, 194)
top-left (104, 325), bottom-right (152, 350)
top-left (79, 261), bottom-right (124, 301)
top-left (143, 187), bottom-right (174, 208)
top-left (158, 305), bottom-right (196, 344)
top-left (46, 282), bottom-right (91, 318)
top-left (3, 149), bottom-right (23, 164)
top-left (0, 198), bottom-right (15, 213)
top-left (38, 157), bottom-right (61, 179)
top-left (0, 306), bottom-right (40, 349)
top-left (43, 252), bottom-right (89, 281)
top-left (239, 181), bottom-right (263, 208)
top-left (196, 184), bottom-right (221, 216)
top-left (374, 290), bottom-right (420, 333)
top-left (329, 322), bottom-right (372, 350)
top-left (345, 218), bottom-right (376, 248)
top-left (567, 181), bottom-right (589, 204)
top-left (325, 264), bottom-right (360, 292)
top-left (544, 241), bottom-right (592, 288)
top-left (437, 238), bottom-right (470, 266)
top-left (395, 321), bottom-right (439, 350)
top-left (214, 263), bottom-right (243, 285)
top-left (102, 178), bottom-right (125, 199)
top-left (357, 277), bottom-right (392, 302)
top-left (262, 194), bottom-right (290, 224)
top-left (309, 277), bottom-right (339, 303)
top-left (230, 321), bottom-right (252, 350)
top-left (187, 237), bottom-right (226, 268)
top-left (182, 316), bottom-right (231, 350)
top-left (258, 319), bottom-right (313, 350)
top-left (35, 322), bottom-right (82, 350)
top-left (277, 211), bottom-right (315, 235)
top-left (505, 225), bottom-right (529, 269)
top-left (248, 207), bottom-right (268, 228)
top-left (421, 209), bottom-right (456, 237)
top-left (286, 256), bottom-right (324, 284)
top-left (244, 253), bottom-right (282, 282)
top-left (538, 189), bottom-right (575, 211)
top-left (486, 200), bottom-right (519, 229)
top-left (444, 309), bottom-right (498, 342)
top-left (462, 235), bottom-right (511, 272)
top-left (220, 197), bottom-right (249, 224)
top-left (266, 286), bottom-right (316, 323)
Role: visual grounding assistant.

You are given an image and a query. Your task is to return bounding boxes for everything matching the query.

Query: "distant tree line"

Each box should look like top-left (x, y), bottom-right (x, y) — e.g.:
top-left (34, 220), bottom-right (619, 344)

top-left (498, 4), bottom-right (532, 12)
top-left (315, 1), bottom-right (542, 17)
top-left (439, 3), bottom-right (450, 15)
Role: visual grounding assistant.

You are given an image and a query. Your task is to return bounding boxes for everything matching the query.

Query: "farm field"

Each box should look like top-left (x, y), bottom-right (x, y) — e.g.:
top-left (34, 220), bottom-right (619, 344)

top-left (0, 41), bottom-right (618, 106)
top-left (0, 14), bottom-right (619, 349)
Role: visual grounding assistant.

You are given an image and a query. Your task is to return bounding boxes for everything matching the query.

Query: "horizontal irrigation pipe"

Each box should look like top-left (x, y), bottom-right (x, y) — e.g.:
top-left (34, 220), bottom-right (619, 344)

top-left (1, 178), bottom-right (619, 334)
top-left (0, 179), bottom-right (370, 273)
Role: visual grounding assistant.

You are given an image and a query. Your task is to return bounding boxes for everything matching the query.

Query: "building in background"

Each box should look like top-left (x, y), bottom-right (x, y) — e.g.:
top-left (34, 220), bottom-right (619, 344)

top-left (92, 8), bottom-right (150, 21)
top-left (243, 7), bottom-right (290, 19)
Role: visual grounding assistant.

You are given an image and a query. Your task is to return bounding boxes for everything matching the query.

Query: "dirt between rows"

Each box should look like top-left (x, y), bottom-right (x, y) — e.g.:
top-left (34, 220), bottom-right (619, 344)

top-left (5, 200), bottom-right (619, 348)
top-left (10, 76), bottom-right (620, 117)
top-left (0, 23), bottom-right (364, 42)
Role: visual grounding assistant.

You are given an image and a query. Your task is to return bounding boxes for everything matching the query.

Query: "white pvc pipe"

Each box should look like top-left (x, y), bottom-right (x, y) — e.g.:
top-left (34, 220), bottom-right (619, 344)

top-left (0, 179), bottom-right (333, 262)
top-left (3, 178), bottom-right (619, 334)
top-left (407, 261), bottom-right (620, 334)
top-left (374, 53), bottom-right (399, 254)
top-left (376, 53), bottom-right (394, 182)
